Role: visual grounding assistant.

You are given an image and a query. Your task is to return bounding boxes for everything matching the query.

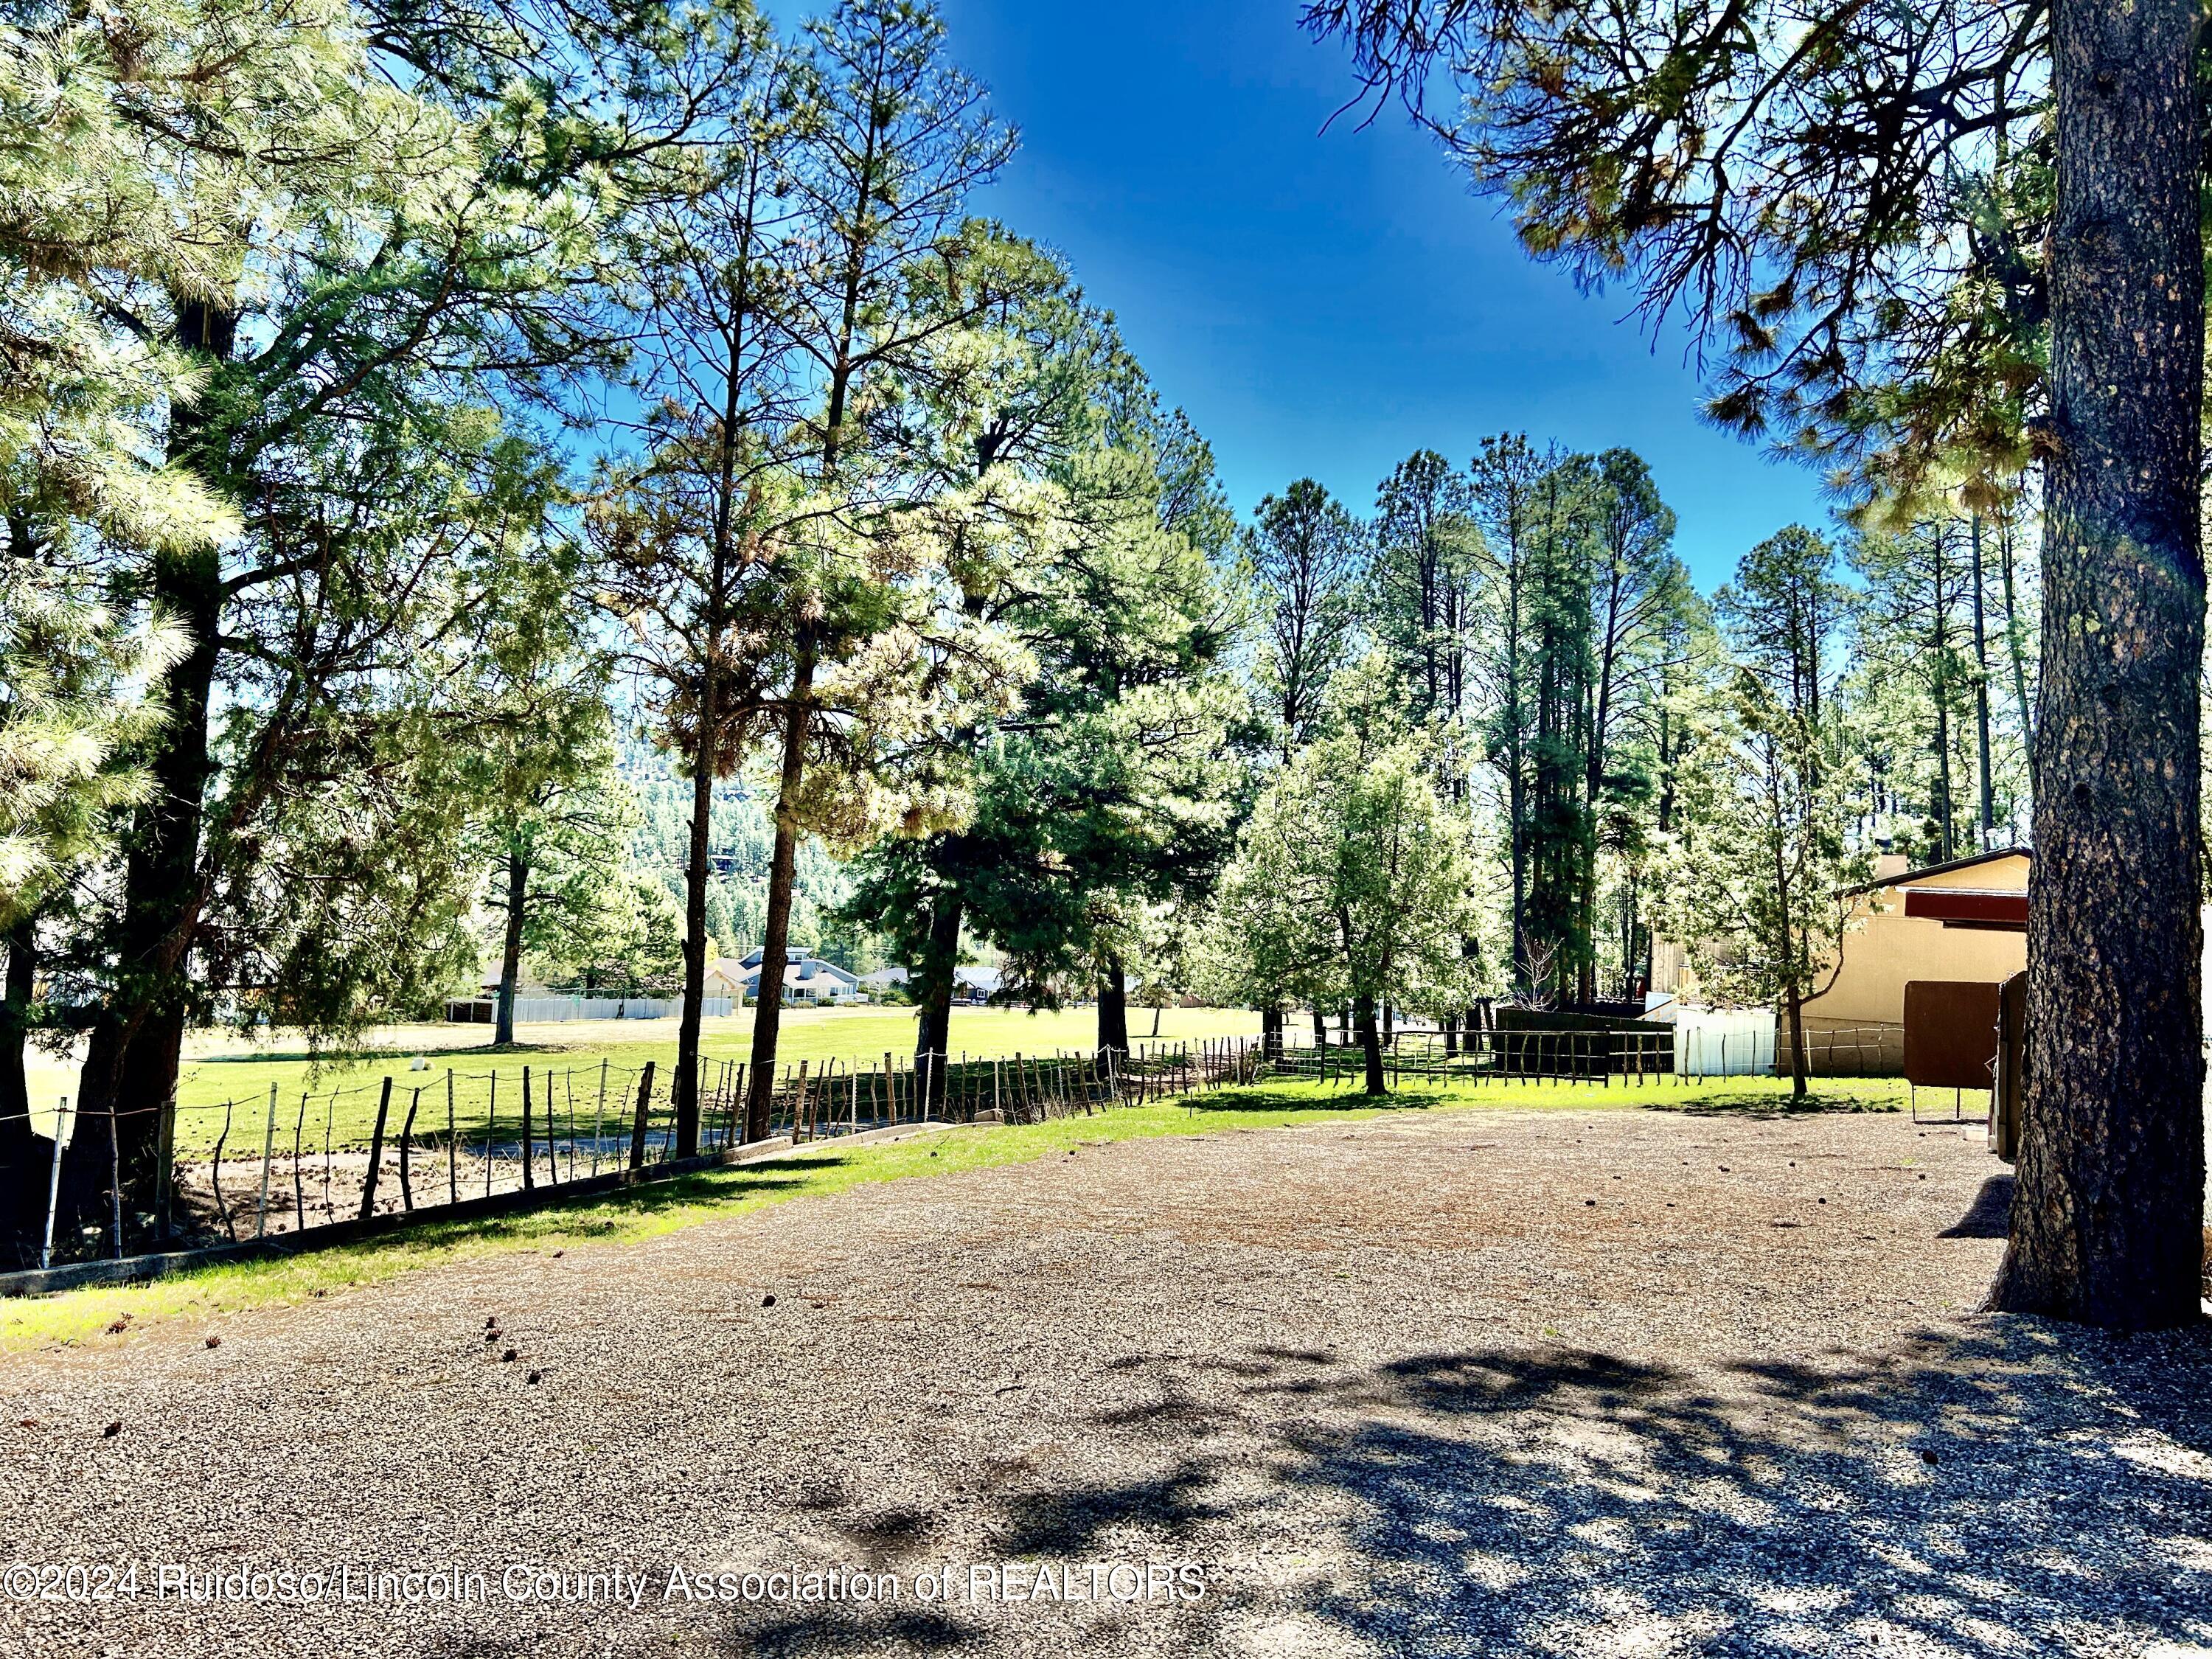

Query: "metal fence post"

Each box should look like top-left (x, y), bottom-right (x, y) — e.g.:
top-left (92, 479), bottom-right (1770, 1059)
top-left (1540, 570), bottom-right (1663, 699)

top-left (40, 1096), bottom-right (69, 1270)
top-left (108, 1100), bottom-right (124, 1259)
top-left (257, 1082), bottom-right (278, 1238)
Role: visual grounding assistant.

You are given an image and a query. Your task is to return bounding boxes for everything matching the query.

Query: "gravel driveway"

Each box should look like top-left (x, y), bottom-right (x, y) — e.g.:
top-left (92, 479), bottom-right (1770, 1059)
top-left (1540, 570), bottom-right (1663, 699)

top-left (3, 1103), bottom-right (2208, 1658)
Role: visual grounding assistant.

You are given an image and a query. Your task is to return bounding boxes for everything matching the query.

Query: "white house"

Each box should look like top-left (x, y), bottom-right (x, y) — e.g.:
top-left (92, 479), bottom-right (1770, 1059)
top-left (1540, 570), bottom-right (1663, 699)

top-left (853, 963), bottom-right (1003, 1004)
top-left (728, 947), bottom-right (860, 1005)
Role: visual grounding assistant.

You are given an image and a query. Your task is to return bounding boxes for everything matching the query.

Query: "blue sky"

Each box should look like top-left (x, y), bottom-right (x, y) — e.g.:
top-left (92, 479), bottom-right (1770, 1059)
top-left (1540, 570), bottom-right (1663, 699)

top-left (776, 0), bottom-right (1837, 589)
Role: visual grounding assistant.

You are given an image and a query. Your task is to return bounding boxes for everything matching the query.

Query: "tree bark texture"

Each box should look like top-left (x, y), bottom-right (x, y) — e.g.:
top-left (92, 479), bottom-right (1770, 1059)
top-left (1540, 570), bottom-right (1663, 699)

top-left (672, 720), bottom-right (717, 1153)
top-left (1994, 0), bottom-right (2206, 1329)
top-left (912, 891), bottom-right (961, 1114)
top-left (1, 920), bottom-right (39, 1261)
top-left (744, 644), bottom-right (815, 1142)
top-left (1354, 993), bottom-right (1385, 1096)
top-left (495, 847), bottom-right (526, 1049)
top-left (1096, 956), bottom-right (1130, 1059)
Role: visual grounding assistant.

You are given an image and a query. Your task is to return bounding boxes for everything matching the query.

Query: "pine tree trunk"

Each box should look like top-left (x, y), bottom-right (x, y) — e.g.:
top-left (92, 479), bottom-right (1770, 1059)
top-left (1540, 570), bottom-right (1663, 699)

top-left (1, 919), bottom-right (38, 1261)
top-left (68, 299), bottom-right (237, 1225)
top-left (495, 846), bottom-right (526, 1048)
top-left (1992, 0), bottom-right (2205, 1329)
top-left (1354, 994), bottom-right (1384, 1096)
top-left (1933, 596), bottom-right (1955, 863)
top-left (672, 714), bottom-right (717, 1153)
top-left (744, 644), bottom-right (815, 1142)
top-left (69, 538), bottom-right (220, 1216)
top-left (1999, 514), bottom-right (2037, 799)
top-left (1096, 956), bottom-right (1129, 1058)
top-left (912, 891), bottom-right (961, 1114)
top-left (1969, 515), bottom-right (1997, 849)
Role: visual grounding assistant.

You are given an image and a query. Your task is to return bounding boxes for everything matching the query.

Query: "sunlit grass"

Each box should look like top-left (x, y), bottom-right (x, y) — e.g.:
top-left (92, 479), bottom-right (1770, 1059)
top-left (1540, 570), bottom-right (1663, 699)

top-left (0, 1071), bottom-right (1908, 1352)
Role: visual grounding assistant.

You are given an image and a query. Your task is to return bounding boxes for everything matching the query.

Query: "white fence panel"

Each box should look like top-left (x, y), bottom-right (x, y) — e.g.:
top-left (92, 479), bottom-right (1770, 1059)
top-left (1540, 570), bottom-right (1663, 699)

top-left (1672, 1008), bottom-right (1776, 1077)
top-left (504, 996), bottom-right (734, 1023)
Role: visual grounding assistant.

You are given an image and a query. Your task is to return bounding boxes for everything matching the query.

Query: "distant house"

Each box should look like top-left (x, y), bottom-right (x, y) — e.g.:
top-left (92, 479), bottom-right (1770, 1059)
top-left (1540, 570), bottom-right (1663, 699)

top-left (954, 965), bottom-right (1002, 1004)
top-left (852, 963), bottom-right (1002, 1004)
top-left (1798, 848), bottom-right (2031, 1043)
top-left (703, 959), bottom-right (751, 1001)
top-left (728, 947), bottom-right (860, 1005)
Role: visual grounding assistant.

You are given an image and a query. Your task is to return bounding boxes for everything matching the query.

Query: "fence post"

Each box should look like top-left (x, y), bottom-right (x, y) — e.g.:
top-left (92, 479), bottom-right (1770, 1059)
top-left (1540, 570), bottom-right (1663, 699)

top-left (110, 1100), bottom-right (125, 1259)
top-left (257, 1082), bottom-right (278, 1238)
top-left (399, 1088), bottom-right (421, 1211)
top-left (293, 1093), bottom-right (308, 1230)
top-left (359, 1078), bottom-right (393, 1221)
top-left (628, 1062), bottom-right (656, 1171)
top-left (154, 1096), bottom-right (174, 1243)
top-left (592, 1060), bottom-right (608, 1173)
top-left (40, 1096), bottom-right (69, 1270)
top-left (519, 1066), bottom-right (535, 1192)
top-left (542, 1066), bottom-right (558, 1185)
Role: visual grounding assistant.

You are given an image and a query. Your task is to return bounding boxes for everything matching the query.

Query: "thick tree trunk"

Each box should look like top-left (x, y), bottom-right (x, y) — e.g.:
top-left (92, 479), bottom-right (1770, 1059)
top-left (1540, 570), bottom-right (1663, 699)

top-left (1932, 636), bottom-right (1955, 863)
top-left (1312, 1006), bottom-right (1326, 1046)
top-left (1999, 514), bottom-right (2037, 799)
top-left (672, 728), bottom-right (717, 1153)
top-left (912, 891), bottom-right (961, 1114)
top-left (1096, 956), bottom-right (1129, 1059)
top-left (69, 538), bottom-right (221, 1218)
top-left (495, 846), bottom-right (526, 1048)
top-left (1992, 0), bottom-right (2205, 1329)
top-left (743, 645), bottom-right (815, 1142)
top-left (1969, 515), bottom-right (1997, 850)
top-left (68, 299), bottom-right (236, 1227)
top-left (1354, 993), bottom-right (1385, 1096)
top-left (1, 919), bottom-right (39, 1261)
top-left (1260, 1006), bottom-right (1283, 1059)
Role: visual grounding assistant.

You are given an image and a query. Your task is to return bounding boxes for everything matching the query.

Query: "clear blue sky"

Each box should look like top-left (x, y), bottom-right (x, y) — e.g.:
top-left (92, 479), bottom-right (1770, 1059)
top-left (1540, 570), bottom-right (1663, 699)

top-left (777, 0), bottom-right (1837, 589)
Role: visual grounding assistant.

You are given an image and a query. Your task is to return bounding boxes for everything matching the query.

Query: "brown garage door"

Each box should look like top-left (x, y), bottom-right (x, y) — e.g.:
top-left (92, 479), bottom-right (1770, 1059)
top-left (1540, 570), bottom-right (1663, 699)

top-left (1903, 979), bottom-right (2003, 1091)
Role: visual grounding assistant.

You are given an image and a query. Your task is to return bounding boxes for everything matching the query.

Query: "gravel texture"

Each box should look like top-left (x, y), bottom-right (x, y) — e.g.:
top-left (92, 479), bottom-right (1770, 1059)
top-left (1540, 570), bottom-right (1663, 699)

top-left (3, 1103), bottom-right (2208, 1658)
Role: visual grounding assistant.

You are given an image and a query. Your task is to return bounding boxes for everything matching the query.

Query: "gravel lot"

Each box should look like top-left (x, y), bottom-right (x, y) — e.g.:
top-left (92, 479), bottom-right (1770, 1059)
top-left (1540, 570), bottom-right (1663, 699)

top-left (3, 1102), bottom-right (2208, 1658)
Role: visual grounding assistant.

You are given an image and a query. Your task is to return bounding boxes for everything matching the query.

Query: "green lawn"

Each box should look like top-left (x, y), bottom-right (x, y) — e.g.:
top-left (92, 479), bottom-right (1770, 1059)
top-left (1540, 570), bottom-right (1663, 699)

top-left (140, 1004), bottom-right (1262, 1156)
top-left (0, 1071), bottom-right (1907, 1352)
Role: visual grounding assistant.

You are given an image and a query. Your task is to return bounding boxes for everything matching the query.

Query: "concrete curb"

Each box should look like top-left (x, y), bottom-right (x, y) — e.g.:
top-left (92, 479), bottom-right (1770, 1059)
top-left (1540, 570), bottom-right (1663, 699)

top-left (0, 1119), bottom-right (962, 1300)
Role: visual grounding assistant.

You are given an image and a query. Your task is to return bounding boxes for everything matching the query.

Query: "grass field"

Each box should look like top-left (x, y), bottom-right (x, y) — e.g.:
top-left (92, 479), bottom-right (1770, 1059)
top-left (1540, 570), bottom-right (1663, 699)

top-left (0, 1071), bottom-right (1911, 1351)
top-left (22, 1004), bottom-right (1264, 1153)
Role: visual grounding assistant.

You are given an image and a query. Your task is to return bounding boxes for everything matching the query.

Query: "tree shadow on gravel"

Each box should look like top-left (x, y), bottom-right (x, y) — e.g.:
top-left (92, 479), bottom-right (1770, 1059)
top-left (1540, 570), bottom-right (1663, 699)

top-left (1220, 1321), bottom-right (2212, 1656)
top-left (711, 1316), bottom-right (2212, 1658)
top-left (1938, 1174), bottom-right (2014, 1239)
top-left (770, 1327), bottom-right (2203, 1659)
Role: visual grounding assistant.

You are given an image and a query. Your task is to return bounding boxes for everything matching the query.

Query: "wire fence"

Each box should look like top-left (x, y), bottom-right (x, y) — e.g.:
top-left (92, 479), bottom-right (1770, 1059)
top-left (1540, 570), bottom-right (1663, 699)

top-left (7, 1036), bottom-right (1270, 1272)
top-left (9, 1015), bottom-right (1888, 1273)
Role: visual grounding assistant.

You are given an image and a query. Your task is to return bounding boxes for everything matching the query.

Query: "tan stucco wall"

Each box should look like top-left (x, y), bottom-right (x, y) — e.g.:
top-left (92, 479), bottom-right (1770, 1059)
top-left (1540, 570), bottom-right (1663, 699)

top-left (1798, 853), bottom-right (2031, 1031)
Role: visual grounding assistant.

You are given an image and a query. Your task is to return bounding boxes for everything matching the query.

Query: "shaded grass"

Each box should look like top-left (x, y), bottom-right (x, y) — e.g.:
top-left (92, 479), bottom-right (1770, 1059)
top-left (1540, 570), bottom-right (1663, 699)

top-left (1, 1071), bottom-right (1905, 1352)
